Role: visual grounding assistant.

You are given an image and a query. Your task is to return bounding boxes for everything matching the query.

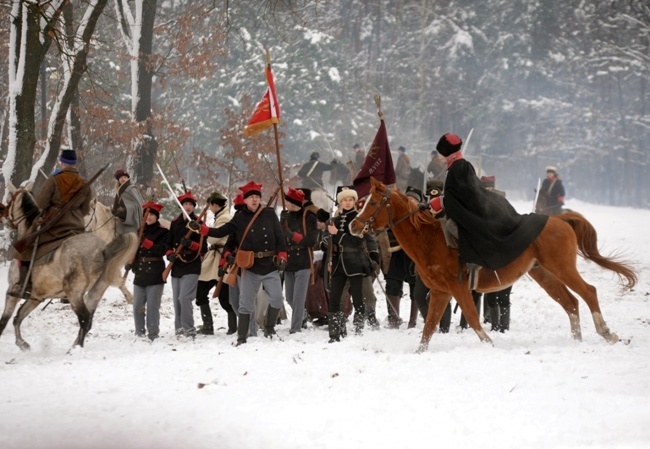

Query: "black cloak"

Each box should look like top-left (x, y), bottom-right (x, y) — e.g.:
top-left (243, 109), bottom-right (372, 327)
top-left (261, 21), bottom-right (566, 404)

top-left (443, 159), bottom-right (548, 270)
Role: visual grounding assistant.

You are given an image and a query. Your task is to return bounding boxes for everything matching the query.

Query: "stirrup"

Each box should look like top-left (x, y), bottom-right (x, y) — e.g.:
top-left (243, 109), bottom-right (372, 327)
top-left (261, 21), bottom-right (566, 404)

top-left (467, 264), bottom-right (481, 291)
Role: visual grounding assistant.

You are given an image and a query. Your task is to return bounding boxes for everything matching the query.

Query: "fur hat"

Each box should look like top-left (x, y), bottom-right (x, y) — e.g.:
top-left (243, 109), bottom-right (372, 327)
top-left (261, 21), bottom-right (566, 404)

top-left (404, 186), bottom-right (424, 202)
top-left (546, 166), bottom-right (558, 175)
top-left (59, 149), bottom-right (77, 165)
top-left (436, 133), bottom-right (463, 157)
top-left (207, 191), bottom-right (227, 205)
top-left (316, 208), bottom-right (330, 223)
top-left (285, 187), bottom-right (305, 207)
top-left (239, 181), bottom-right (263, 199)
top-left (310, 151), bottom-right (320, 161)
top-left (336, 185), bottom-right (358, 204)
top-left (114, 169), bottom-right (129, 180)
top-left (177, 191), bottom-right (197, 206)
top-left (480, 175), bottom-right (496, 188)
top-left (142, 201), bottom-right (163, 218)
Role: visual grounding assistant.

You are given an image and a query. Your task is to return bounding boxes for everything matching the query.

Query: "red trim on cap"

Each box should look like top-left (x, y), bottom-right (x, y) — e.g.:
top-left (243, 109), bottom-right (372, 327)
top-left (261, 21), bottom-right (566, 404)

top-left (445, 133), bottom-right (462, 146)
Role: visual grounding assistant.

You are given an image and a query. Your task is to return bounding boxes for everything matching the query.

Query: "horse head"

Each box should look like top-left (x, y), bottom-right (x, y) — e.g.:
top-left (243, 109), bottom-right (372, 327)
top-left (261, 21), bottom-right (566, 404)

top-left (4, 182), bottom-right (40, 235)
top-left (349, 178), bottom-right (396, 236)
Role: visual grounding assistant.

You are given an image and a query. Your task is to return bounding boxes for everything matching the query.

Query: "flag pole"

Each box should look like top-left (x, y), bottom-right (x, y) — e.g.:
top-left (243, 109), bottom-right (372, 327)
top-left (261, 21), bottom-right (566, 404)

top-left (267, 48), bottom-right (286, 209)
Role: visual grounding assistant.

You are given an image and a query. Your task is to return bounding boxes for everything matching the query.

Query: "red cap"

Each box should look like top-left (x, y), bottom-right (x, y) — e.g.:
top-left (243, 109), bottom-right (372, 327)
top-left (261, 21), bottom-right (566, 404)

top-left (142, 201), bottom-right (163, 216)
top-left (285, 187), bottom-right (305, 206)
top-left (177, 191), bottom-right (197, 206)
top-left (239, 181), bottom-right (263, 199)
top-left (480, 175), bottom-right (495, 188)
top-left (233, 194), bottom-right (245, 207)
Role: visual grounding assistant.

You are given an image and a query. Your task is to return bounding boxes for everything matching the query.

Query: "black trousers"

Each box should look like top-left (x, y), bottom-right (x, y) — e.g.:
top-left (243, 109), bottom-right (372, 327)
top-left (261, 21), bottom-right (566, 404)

top-left (329, 274), bottom-right (364, 316)
top-left (196, 279), bottom-right (234, 315)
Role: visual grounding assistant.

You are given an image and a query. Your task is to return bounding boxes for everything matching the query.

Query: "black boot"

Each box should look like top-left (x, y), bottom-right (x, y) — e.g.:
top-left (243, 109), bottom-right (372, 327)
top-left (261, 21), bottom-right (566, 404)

top-left (366, 308), bottom-right (380, 330)
top-left (227, 311), bottom-right (237, 335)
top-left (198, 304), bottom-right (214, 335)
top-left (408, 300), bottom-right (418, 329)
top-left (490, 306), bottom-right (501, 332)
top-left (386, 295), bottom-right (402, 329)
top-left (499, 305), bottom-right (510, 332)
top-left (328, 313), bottom-right (340, 343)
top-left (439, 303), bottom-right (452, 333)
top-left (338, 311), bottom-right (347, 338)
top-left (353, 311), bottom-right (364, 335)
top-left (264, 306), bottom-right (281, 338)
top-left (236, 314), bottom-right (251, 346)
top-left (8, 263), bottom-right (32, 299)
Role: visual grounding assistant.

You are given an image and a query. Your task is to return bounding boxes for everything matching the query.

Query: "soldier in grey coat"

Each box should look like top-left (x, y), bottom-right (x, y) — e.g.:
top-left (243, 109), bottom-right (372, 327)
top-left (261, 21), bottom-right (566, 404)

top-left (112, 169), bottom-right (144, 235)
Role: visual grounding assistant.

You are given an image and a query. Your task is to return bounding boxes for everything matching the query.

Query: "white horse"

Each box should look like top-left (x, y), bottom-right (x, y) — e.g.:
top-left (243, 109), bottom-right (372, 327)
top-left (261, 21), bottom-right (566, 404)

top-left (84, 197), bottom-right (135, 303)
top-left (0, 185), bottom-right (139, 350)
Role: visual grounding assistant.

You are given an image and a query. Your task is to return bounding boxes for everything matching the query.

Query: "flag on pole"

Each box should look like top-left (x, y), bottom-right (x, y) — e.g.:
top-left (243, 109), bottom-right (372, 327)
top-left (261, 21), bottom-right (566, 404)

top-left (244, 65), bottom-right (281, 138)
top-left (353, 119), bottom-right (396, 198)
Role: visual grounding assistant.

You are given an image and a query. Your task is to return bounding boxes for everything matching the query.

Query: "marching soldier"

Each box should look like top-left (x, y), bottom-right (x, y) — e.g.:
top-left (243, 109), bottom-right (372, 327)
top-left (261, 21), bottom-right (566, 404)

top-left (191, 181), bottom-right (287, 346)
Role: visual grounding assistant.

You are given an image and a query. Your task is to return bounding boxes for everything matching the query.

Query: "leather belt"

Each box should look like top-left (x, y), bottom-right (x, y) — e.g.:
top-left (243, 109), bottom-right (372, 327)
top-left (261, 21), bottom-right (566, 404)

top-left (254, 251), bottom-right (275, 258)
top-left (333, 245), bottom-right (360, 253)
top-left (139, 257), bottom-right (163, 262)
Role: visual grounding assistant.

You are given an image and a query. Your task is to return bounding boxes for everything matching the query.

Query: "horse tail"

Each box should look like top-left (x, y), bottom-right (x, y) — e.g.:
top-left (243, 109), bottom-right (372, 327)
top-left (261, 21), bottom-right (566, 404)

top-left (557, 212), bottom-right (637, 290)
top-left (100, 233), bottom-right (139, 286)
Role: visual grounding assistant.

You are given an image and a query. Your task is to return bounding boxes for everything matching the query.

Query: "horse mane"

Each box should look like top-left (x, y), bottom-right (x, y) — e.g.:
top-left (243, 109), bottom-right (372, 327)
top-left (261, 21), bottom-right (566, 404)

top-left (20, 190), bottom-right (40, 229)
top-left (387, 187), bottom-right (437, 232)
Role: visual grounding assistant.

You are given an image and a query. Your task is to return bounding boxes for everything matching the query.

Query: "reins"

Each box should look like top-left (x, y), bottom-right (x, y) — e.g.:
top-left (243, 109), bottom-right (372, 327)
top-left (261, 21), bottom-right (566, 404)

top-left (4, 189), bottom-right (40, 230)
top-left (353, 187), bottom-right (420, 234)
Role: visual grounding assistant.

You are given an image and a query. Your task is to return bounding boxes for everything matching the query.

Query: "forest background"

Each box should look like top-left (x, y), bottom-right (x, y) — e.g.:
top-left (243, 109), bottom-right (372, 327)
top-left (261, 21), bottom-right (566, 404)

top-left (0, 0), bottom-right (648, 211)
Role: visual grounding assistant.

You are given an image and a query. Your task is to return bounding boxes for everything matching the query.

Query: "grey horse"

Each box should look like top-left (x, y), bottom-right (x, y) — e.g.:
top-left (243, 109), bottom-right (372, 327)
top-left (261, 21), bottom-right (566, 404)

top-left (0, 185), bottom-right (139, 351)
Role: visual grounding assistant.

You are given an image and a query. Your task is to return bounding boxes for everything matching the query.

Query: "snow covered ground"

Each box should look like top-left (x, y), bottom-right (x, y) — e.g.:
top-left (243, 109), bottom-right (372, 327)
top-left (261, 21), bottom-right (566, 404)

top-left (0, 199), bottom-right (649, 449)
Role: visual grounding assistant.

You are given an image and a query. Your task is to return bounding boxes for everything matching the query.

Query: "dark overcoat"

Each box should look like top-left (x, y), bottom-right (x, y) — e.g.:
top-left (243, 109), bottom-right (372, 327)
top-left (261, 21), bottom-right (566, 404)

top-left (443, 159), bottom-right (548, 270)
top-left (284, 208), bottom-right (318, 272)
top-left (327, 209), bottom-right (377, 277)
top-left (167, 212), bottom-right (208, 277)
top-left (133, 221), bottom-right (169, 286)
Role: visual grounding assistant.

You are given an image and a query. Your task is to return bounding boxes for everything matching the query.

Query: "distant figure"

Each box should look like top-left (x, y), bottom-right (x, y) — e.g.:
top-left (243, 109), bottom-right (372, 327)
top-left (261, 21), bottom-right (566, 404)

top-left (426, 150), bottom-right (446, 181)
top-left (329, 149), bottom-right (352, 186)
top-left (112, 169), bottom-right (144, 235)
top-left (297, 151), bottom-right (334, 211)
top-left (395, 146), bottom-right (411, 191)
top-left (353, 143), bottom-right (365, 173)
top-left (535, 166), bottom-right (565, 215)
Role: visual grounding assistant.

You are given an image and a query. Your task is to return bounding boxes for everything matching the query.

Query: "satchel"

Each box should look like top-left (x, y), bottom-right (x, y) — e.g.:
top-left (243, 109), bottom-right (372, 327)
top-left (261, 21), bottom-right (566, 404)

top-left (235, 250), bottom-right (255, 269)
top-left (225, 264), bottom-right (240, 287)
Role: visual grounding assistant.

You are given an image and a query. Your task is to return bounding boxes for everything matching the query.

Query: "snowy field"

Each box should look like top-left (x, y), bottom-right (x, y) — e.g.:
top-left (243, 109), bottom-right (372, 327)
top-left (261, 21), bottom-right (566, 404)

top-left (0, 199), bottom-right (649, 449)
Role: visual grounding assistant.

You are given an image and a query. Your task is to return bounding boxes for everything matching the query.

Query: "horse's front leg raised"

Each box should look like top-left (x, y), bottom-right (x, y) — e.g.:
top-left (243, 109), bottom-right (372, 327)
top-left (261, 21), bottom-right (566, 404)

top-left (13, 298), bottom-right (40, 351)
top-left (417, 292), bottom-right (452, 353)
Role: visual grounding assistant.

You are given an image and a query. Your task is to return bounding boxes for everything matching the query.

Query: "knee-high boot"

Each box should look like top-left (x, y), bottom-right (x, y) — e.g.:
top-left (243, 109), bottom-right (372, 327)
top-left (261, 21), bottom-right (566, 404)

top-left (499, 305), bottom-right (510, 332)
top-left (264, 306), bottom-right (281, 338)
top-left (439, 302), bottom-right (452, 333)
top-left (328, 313), bottom-right (340, 343)
top-left (489, 306), bottom-right (501, 332)
top-left (386, 295), bottom-right (402, 329)
top-left (198, 304), bottom-right (214, 335)
top-left (408, 300), bottom-right (418, 328)
top-left (227, 311), bottom-right (237, 335)
top-left (236, 314), bottom-right (251, 346)
top-left (8, 263), bottom-right (32, 299)
top-left (338, 311), bottom-right (347, 338)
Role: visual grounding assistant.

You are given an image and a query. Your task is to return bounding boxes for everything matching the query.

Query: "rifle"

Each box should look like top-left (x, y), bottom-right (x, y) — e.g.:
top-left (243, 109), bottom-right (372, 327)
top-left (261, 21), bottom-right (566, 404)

top-left (323, 218), bottom-right (335, 292)
top-left (162, 205), bottom-right (209, 282)
top-left (12, 163), bottom-right (109, 254)
top-left (123, 195), bottom-right (154, 280)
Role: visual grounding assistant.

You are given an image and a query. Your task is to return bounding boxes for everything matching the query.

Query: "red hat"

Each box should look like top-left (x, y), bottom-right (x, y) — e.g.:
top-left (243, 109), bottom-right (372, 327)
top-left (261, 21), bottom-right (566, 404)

top-left (436, 133), bottom-right (463, 157)
top-left (480, 175), bottom-right (495, 188)
top-left (177, 190), bottom-right (197, 206)
top-left (142, 201), bottom-right (163, 217)
top-left (233, 193), bottom-right (245, 209)
top-left (285, 187), bottom-right (305, 207)
top-left (114, 169), bottom-right (130, 180)
top-left (239, 181), bottom-right (263, 199)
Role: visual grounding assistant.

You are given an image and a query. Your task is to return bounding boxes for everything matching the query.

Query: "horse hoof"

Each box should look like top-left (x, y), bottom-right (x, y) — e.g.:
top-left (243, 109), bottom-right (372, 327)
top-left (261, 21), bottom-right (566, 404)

top-left (17, 341), bottom-right (31, 351)
top-left (415, 343), bottom-right (428, 354)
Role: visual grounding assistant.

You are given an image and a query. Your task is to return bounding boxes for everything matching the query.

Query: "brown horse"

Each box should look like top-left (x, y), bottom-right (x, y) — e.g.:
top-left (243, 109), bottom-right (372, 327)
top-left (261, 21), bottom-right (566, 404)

top-left (349, 178), bottom-right (637, 352)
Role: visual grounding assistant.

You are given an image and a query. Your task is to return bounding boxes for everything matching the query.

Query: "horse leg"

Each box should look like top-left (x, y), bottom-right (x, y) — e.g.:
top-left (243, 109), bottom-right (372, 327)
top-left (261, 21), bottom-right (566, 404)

top-left (417, 292), bottom-right (452, 353)
top-left (452, 287), bottom-right (492, 344)
top-left (12, 298), bottom-right (41, 351)
top-left (0, 294), bottom-right (21, 337)
top-left (117, 275), bottom-right (133, 304)
top-left (528, 266), bottom-right (582, 340)
top-left (68, 295), bottom-right (92, 349)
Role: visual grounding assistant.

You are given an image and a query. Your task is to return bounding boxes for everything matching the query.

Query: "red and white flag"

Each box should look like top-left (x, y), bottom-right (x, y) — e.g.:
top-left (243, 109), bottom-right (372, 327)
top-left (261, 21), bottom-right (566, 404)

top-left (244, 65), bottom-right (281, 138)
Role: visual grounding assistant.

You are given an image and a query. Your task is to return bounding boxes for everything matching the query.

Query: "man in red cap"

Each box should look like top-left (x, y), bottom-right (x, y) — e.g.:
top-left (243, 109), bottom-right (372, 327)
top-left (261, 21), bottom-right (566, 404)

top-left (279, 187), bottom-right (318, 334)
top-left (166, 190), bottom-right (207, 339)
top-left (112, 168), bottom-right (144, 235)
top-left (429, 133), bottom-right (547, 287)
top-left (130, 201), bottom-right (169, 341)
top-left (190, 181), bottom-right (287, 346)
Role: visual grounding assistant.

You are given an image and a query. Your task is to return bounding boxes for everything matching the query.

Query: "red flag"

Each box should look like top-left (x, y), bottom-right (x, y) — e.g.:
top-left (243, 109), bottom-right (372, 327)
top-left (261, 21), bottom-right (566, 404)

top-left (353, 120), bottom-right (396, 198)
top-left (244, 65), bottom-right (281, 138)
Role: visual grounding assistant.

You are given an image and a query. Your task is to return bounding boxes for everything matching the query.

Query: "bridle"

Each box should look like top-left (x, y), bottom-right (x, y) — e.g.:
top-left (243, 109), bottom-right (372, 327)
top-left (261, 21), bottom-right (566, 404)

top-left (3, 188), bottom-right (39, 230)
top-left (352, 186), bottom-right (421, 235)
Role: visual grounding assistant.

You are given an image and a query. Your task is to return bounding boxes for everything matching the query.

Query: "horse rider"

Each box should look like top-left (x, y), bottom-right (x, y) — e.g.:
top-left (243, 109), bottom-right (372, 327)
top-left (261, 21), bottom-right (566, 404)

top-left (297, 151), bottom-right (335, 211)
top-left (112, 169), bottom-right (144, 235)
top-left (535, 166), bottom-right (566, 215)
top-left (9, 148), bottom-right (93, 299)
top-left (190, 181), bottom-right (288, 346)
top-left (428, 133), bottom-right (547, 289)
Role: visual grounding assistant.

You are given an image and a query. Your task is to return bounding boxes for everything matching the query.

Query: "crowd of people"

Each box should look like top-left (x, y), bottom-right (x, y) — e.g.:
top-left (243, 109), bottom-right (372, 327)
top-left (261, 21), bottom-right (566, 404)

top-left (7, 141), bottom-right (568, 345)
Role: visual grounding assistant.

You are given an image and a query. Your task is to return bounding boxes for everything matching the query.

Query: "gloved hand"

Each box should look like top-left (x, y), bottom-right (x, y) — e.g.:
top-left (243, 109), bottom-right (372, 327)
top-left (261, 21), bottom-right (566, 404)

top-left (276, 251), bottom-right (288, 273)
top-left (225, 252), bottom-right (235, 265)
top-left (167, 253), bottom-right (176, 264)
top-left (429, 196), bottom-right (444, 214)
top-left (188, 220), bottom-right (210, 236)
top-left (369, 251), bottom-right (381, 273)
top-left (218, 266), bottom-right (226, 278)
top-left (280, 210), bottom-right (290, 229)
top-left (124, 263), bottom-right (132, 272)
top-left (180, 237), bottom-right (192, 248)
top-left (114, 206), bottom-right (126, 220)
top-left (141, 238), bottom-right (154, 249)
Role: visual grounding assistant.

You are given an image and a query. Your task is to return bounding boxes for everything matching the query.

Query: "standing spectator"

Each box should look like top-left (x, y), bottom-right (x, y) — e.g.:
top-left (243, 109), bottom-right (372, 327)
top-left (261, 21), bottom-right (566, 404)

top-left (426, 150), bottom-right (446, 181)
top-left (191, 181), bottom-right (287, 346)
top-left (395, 146), bottom-right (412, 191)
top-left (535, 166), bottom-right (566, 215)
top-left (280, 187), bottom-right (318, 334)
top-left (353, 143), bottom-right (365, 173)
top-left (166, 191), bottom-right (207, 339)
top-left (131, 201), bottom-right (168, 341)
top-left (112, 169), bottom-right (144, 235)
top-left (324, 186), bottom-right (379, 342)
top-left (195, 191), bottom-right (236, 335)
